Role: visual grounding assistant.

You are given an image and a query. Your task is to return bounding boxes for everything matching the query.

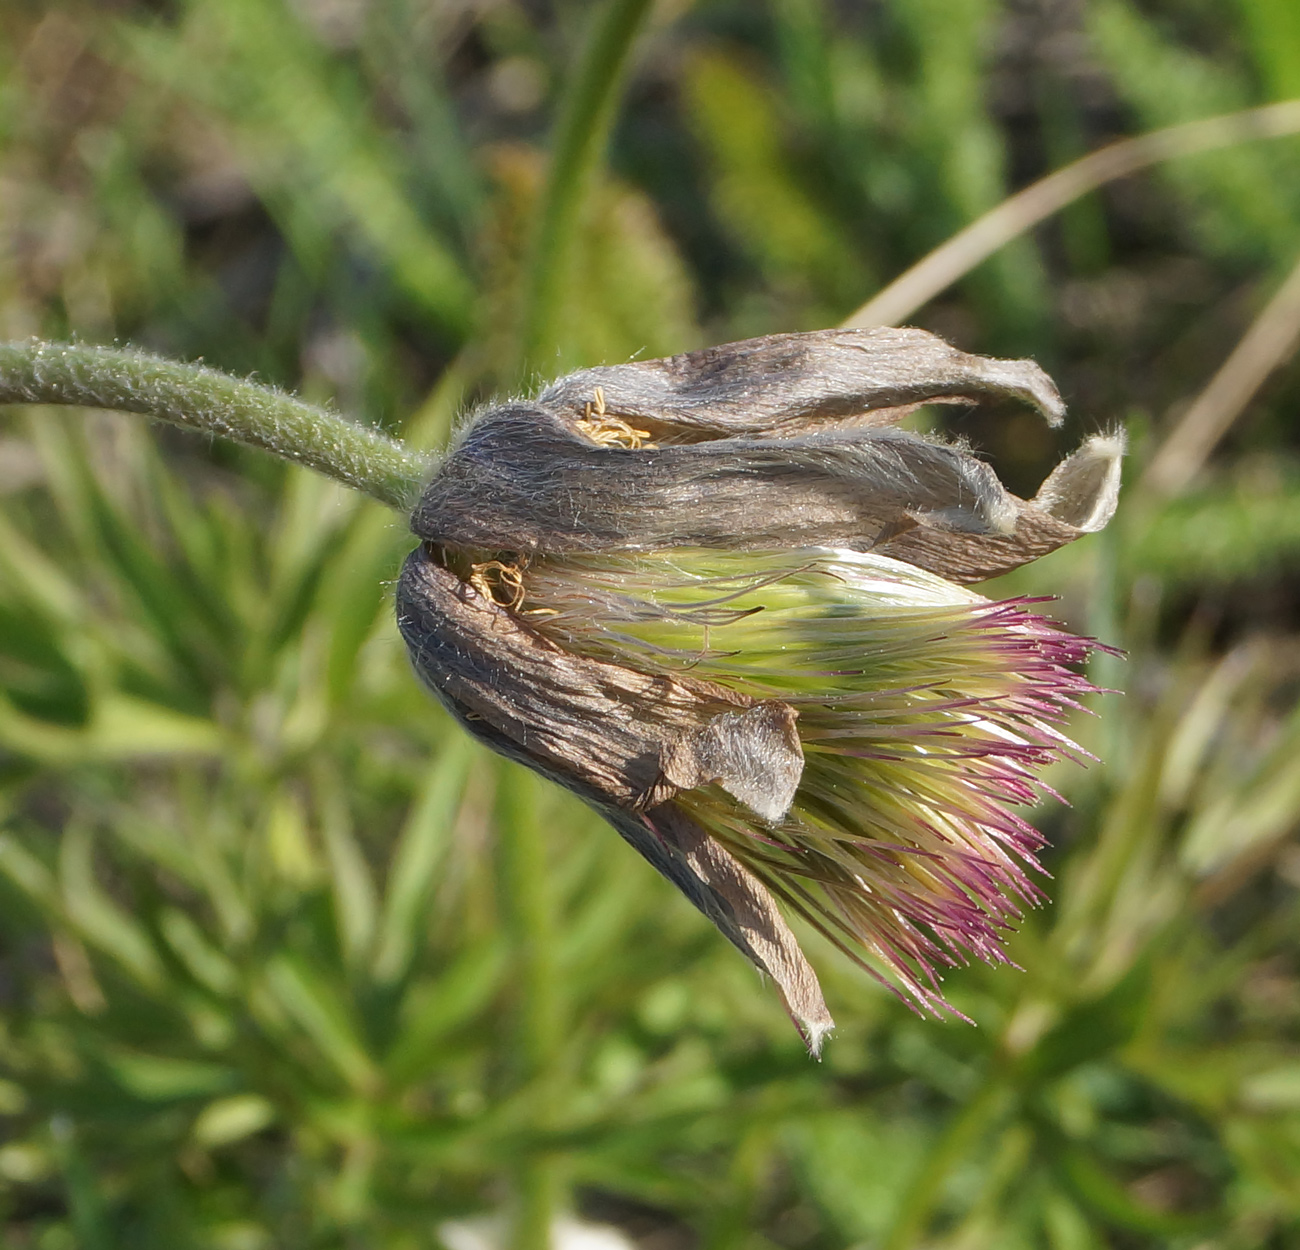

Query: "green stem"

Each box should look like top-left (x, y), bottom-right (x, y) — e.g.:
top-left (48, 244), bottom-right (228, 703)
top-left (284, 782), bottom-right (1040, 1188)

top-left (0, 341), bottom-right (431, 511)
top-left (1088, 516), bottom-right (1125, 762)
top-left (883, 1079), bottom-right (1009, 1250)
top-left (50, 1115), bottom-right (109, 1250)
top-left (515, 0), bottom-right (656, 381)
top-left (512, 1159), bottom-right (564, 1250)
top-left (496, 765), bottom-right (564, 1250)
top-left (705, 1124), bottom-right (776, 1250)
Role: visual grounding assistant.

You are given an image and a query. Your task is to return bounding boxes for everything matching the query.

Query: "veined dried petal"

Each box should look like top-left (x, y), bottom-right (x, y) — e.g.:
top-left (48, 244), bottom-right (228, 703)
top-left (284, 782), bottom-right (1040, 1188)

top-left (536, 327), bottom-right (1067, 440)
top-left (396, 545), bottom-right (833, 1047)
top-left (414, 329), bottom-right (1123, 582)
top-left (397, 547), bottom-right (805, 814)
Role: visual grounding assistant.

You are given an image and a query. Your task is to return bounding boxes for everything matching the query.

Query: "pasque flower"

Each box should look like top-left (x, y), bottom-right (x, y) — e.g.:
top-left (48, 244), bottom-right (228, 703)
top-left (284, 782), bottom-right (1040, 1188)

top-left (396, 328), bottom-right (1122, 1051)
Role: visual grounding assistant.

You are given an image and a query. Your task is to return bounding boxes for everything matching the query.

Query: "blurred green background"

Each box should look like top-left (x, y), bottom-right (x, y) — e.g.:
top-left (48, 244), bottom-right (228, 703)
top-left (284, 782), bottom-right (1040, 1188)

top-left (3, 0), bottom-right (1300, 1246)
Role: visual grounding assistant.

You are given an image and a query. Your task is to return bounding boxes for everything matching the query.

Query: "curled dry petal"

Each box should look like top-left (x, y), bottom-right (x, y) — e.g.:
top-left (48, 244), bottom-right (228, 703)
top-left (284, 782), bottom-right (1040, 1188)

top-left (415, 412), bottom-right (1023, 555)
top-left (536, 327), bottom-right (1066, 439)
top-left (647, 804), bottom-right (834, 1053)
top-left (413, 328), bottom-right (1121, 581)
top-left (880, 432), bottom-right (1126, 583)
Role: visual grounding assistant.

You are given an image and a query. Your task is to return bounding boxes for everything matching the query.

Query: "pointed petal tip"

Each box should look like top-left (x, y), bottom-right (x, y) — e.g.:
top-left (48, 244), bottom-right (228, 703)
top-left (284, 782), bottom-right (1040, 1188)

top-left (1033, 428), bottom-right (1126, 533)
top-left (974, 355), bottom-right (1066, 428)
top-left (797, 1012), bottom-right (836, 1059)
top-left (652, 807), bottom-right (833, 1051)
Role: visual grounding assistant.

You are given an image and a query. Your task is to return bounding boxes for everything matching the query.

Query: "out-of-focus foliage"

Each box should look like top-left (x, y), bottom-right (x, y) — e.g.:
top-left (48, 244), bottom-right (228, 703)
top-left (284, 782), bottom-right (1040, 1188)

top-left (4, 1), bottom-right (1300, 1247)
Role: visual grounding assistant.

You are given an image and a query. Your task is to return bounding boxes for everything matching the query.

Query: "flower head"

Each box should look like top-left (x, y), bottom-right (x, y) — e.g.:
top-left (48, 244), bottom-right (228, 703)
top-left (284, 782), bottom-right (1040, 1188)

top-left (396, 328), bottom-right (1123, 1051)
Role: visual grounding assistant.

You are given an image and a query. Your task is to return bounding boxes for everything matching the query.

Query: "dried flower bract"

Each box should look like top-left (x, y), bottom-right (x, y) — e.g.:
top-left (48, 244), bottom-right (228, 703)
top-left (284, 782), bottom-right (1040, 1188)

top-left (397, 328), bottom-right (1123, 1052)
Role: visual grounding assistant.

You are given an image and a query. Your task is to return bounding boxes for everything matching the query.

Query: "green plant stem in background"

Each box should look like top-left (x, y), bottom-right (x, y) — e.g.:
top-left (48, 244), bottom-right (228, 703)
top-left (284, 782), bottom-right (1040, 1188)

top-left (50, 1116), bottom-right (109, 1250)
top-left (514, 0), bottom-right (656, 381)
top-left (496, 767), bottom-right (565, 1250)
top-left (882, 1079), bottom-right (1010, 1250)
top-left (1142, 250), bottom-right (1300, 496)
top-left (0, 341), bottom-right (431, 510)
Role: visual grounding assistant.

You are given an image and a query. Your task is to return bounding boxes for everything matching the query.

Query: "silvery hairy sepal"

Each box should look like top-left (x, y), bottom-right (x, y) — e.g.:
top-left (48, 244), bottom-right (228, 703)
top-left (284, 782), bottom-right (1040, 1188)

top-left (396, 327), bottom-right (1123, 1053)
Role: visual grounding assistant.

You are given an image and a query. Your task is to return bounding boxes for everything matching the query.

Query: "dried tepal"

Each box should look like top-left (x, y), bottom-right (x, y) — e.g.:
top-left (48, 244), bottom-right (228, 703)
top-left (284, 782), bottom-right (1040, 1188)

top-left (398, 327), bottom-right (1124, 1052)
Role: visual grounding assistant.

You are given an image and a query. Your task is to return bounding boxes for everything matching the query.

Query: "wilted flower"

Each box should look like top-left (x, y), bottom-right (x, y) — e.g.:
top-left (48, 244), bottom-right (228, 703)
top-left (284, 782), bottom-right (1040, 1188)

top-left (396, 328), bottom-right (1122, 1051)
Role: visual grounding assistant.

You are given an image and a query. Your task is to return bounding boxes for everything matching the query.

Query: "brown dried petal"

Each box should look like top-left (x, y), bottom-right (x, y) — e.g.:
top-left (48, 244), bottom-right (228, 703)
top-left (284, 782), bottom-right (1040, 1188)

top-left (661, 703), bottom-right (803, 823)
top-left (413, 329), bottom-right (1094, 569)
top-left (397, 547), bottom-right (829, 1049)
top-left (648, 804), bottom-right (834, 1053)
top-left (538, 327), bottom-right (1065, 441)
top-left (396, 544), bottom-right (804, 816)
top-left (400, 666), bottom-right (831, 1049)
top-left (413, 410), bottom-right (1021, 556)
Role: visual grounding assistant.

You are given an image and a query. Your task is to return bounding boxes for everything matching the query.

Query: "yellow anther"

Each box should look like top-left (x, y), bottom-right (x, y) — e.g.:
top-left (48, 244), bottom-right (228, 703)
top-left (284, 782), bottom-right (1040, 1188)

top-left (469, 559), bottom-right (526, 610)
top-left (576, 385), bottom-right (656, 450)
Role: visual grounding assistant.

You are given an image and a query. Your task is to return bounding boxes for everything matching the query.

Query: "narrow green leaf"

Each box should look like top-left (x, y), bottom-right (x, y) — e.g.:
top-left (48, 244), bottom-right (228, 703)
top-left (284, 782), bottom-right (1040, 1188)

top-left (373, 735), bottom-right (474, 985)
top-left (160, 907), bottom-right (240, 997)
top-left (59, 826), bottom-right (165, 990)
top-left (49, 1116), bottom-right (109, 1250)
top-left (0, 831), bottom-right (60, 911)
top-left (315, 769), bottom-right (378, 971)
top-left (101, 1047), bottom-right (236, 1101)
top-left (263, 954), bottom-right (377, 1092)
top-left (384, 939), bottom-right (509, 1084)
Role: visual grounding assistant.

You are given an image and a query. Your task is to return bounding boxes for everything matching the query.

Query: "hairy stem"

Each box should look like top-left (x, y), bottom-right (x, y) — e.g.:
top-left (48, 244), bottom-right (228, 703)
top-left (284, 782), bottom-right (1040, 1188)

top-left (515, 0), bottom-right (656, 381)
top-left (0, 341), bottom-right (431, 511)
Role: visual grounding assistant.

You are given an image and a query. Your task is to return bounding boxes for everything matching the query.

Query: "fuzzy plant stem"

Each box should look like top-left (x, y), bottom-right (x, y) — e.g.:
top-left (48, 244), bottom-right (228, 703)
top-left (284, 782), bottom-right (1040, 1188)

top-left (0, 341), bottom-right (431, 511)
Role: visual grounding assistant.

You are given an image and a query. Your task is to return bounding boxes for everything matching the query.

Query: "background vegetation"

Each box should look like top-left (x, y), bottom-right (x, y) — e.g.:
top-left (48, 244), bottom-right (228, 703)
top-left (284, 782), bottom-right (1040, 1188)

top-left (3, 0), bottom-right (1300, 1246)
